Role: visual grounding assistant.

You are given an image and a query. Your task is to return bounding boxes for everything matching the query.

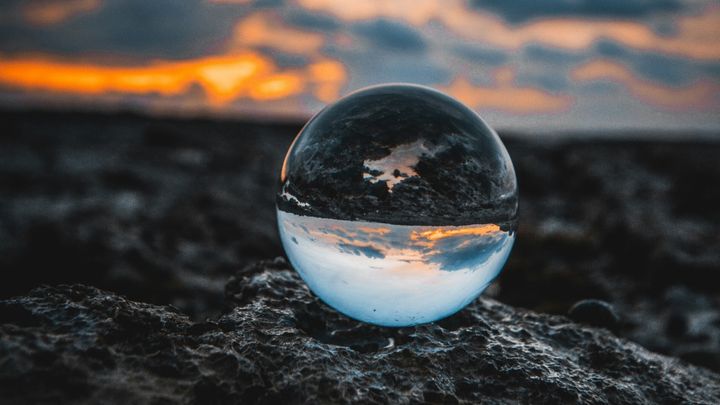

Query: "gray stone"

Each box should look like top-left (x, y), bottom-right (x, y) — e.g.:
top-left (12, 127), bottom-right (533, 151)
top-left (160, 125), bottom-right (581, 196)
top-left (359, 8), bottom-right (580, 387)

top-left (1, 258), bottom-right (718, 404)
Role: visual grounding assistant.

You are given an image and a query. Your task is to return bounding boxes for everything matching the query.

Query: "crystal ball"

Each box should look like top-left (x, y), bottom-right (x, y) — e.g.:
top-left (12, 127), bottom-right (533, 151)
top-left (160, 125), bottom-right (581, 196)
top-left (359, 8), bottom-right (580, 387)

top-left (277, 84), bottom-right (518, 326)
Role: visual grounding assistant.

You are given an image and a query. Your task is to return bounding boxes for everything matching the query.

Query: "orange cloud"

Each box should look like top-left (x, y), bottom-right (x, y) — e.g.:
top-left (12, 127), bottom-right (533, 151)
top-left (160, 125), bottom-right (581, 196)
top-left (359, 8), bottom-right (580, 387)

top-left (412, 224), bottom-right (501, 242)
top-left (439, 69), bottom-right (572, 113)
top-left (308, 60), bottom-right (347, 102)
top-left (226, 11), bottom-right (346, 103)
top-left (571, 59), bottom-right (720, 110)
top-left (0, 51), bottom-right (346, 106)
top-left (358, 226), bottom-right (392, 235)
top-left (231, 12), bottom-right (325, 54)
top-left (249, 73), bottom-right (304, 100)
top-left (23, 0), bottom-right (101, 26)
top-left (409, 223), bottom-right (503, 250)
top-left (297, 0), bottom-right (720, 60)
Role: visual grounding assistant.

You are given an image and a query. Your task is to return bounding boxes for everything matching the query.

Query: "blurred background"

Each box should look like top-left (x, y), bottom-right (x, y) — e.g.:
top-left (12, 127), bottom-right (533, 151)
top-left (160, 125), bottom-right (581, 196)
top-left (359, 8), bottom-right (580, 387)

top-left (0, 0), bottom-right (719, 131)
top-left (1, 0), bottom-right (719, 374)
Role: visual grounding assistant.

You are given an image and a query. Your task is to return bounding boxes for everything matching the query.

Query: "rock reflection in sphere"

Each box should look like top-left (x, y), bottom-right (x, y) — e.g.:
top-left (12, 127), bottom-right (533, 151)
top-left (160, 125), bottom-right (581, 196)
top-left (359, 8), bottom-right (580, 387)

top-left (277, 84), bottom-right (518, 327)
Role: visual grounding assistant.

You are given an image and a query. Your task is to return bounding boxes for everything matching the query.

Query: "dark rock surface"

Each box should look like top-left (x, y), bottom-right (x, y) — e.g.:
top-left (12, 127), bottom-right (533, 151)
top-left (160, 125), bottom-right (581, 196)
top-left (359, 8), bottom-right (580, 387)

top-left (1, 260), bottom-right (719, 404)
top-left (501, 138), bottom-right (720, 372)
top-left (0, 110), bottom-right (293, 318)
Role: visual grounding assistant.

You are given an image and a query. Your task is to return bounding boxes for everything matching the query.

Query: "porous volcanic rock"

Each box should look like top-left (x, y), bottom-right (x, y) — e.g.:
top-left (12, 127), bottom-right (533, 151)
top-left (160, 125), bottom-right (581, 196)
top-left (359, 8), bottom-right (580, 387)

top-left (1, 259), bottom-right (718, 404)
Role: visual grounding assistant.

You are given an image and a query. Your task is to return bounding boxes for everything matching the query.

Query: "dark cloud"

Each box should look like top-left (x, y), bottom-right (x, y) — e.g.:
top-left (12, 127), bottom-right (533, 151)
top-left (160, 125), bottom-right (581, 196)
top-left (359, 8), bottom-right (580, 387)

top-left (428, 233), bottom-right (508, 272)
top-left (0, 0), bottom-right (247, 58)
top-left (523, 44), bottom-right (585, 64)
top-left (513, 44), bottom-right (585, 91)
top-left (594, 40), bottom-right (705, 86)
top-left (453, 44), bottom-right (508, 66)
top-left (595, 40), bottom-right (632, 59)
top-left (327, 43), bottom-right (450, 85)
top-left (252, 0), bottom-right (286, 7)
top-left (703, 62), bottom-right (720, 79)
top-left (338, 243), bottom-right (385, 259)
top-left (260, 49), bottom-right (309, 69)
top-left (651, 20), bottom-right (679, 37)
top-left (352, 19), bottom-right (426, 51)
top-left (511, 40), bottom-right (714, 91)
top-left (470, 0), bottom-right (684, 23)
top-left (516, 73), bottom-right (570, 92)
top-left (633, 53), bottom-right (694, 86)
top-left (285, 9), bottom-right (341, 32)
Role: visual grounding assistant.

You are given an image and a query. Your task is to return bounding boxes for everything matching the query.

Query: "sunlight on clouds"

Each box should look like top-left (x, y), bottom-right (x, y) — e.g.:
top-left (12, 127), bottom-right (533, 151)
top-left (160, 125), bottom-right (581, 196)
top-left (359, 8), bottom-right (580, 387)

top-left (0, 52), bottom-right (345, 105)
top-left (308, 60), bottom-right (347, 102)
top-left (0, 7), bottom-right (351, 108)
top-left (250, 73), bottom-right (304, 100)
top-left (412, 225), bottom-right (502, 242)
top-left (194, 55), bottom-right (270, 104)
top-left (572, 60), bottom-right (720, 110)
top-left (231, 12), bottom-right (325, 54)
top-left (0, 0), bottom-right (717, 127)
top-left (298, 0), bottom-right (720, 60)
top-left (493, 7), bottom-right (720, 60)
top-left (439, 69), bottom-right (572, 113)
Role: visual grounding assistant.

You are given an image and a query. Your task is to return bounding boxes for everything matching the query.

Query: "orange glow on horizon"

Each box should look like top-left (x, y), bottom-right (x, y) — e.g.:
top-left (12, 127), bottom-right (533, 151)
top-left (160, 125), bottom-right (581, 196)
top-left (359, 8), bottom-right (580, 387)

top-left (250, 73), bottom-right (304, 100)
top-left (0, 8), bottom-right (351, 108)
top-left (0, 52), bottom-right (347, 106)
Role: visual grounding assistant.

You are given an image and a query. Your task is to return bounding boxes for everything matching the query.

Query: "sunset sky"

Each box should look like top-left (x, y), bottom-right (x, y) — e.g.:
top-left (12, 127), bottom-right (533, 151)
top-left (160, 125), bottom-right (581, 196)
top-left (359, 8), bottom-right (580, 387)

top-left (1, 0), bottom-right (719, 131)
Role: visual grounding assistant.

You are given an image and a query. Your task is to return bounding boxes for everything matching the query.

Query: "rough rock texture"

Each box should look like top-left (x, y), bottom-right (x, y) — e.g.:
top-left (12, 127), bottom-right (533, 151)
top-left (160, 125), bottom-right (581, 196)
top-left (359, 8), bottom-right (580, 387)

top-left (502, 139), bottom-right (720, 372)
top-left (0, 111), bottom-right (292, 318)
top-left (1, 259), bottom-right (718, 404)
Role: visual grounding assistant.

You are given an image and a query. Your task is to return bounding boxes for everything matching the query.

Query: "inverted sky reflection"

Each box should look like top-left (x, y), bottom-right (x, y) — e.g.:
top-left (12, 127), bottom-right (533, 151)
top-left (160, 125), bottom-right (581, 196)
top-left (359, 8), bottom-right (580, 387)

top-left (277, 210), bottom-right (514, 326)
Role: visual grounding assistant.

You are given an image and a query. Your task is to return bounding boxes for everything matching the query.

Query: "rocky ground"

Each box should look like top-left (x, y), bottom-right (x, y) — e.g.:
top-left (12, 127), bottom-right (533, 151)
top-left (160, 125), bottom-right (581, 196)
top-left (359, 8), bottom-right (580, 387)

top-left (0, 110), bottom-right (719, 403)
top-left (2, 262), bottom-right (718, 404)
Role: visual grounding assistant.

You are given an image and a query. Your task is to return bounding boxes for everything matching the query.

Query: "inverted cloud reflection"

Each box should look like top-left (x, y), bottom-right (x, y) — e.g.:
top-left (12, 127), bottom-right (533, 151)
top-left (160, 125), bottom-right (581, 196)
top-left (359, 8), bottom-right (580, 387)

top-left (277, 210), bottom-right (514, 325)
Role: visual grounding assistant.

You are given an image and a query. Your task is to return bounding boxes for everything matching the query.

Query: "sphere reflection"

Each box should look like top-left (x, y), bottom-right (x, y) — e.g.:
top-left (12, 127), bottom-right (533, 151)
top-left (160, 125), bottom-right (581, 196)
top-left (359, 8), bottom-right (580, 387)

top-left (277, 84), bottom-right (518, 326)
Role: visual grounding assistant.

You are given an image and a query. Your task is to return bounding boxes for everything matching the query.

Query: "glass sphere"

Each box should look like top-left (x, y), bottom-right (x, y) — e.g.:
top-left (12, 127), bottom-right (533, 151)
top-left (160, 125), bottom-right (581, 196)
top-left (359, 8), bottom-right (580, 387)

top-left (277, 84), bottom-right (518, 327)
